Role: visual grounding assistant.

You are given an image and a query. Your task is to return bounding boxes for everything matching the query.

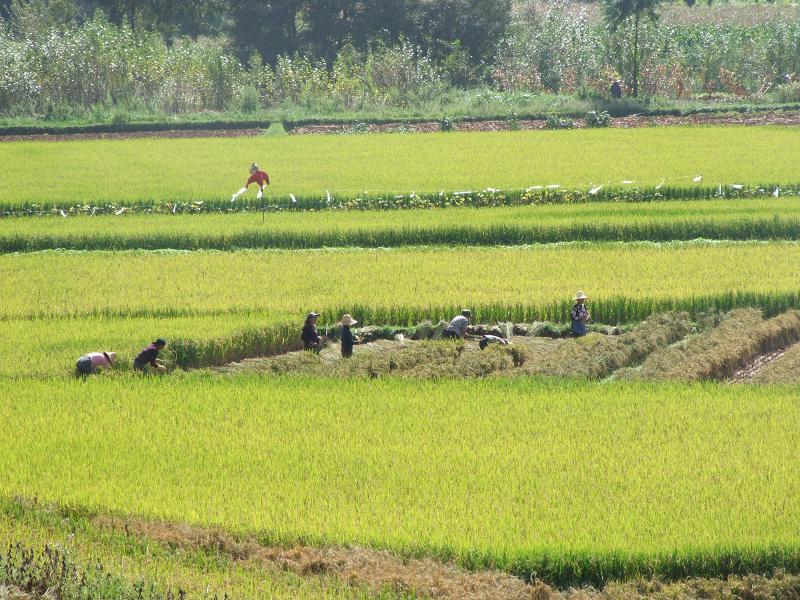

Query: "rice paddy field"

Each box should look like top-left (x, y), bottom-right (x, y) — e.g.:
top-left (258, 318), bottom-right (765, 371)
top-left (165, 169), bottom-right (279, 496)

top-left (3, 126), bottom-right (800, 598)
top-left (1, 126), bottom-right (799, 207)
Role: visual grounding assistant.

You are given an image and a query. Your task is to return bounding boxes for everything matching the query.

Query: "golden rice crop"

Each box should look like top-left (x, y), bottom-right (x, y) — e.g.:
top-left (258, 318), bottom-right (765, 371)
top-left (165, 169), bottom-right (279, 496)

top-left (0, 376), bottom-right (797, 587)
top-left (2, 243), bottom-right (800, 320)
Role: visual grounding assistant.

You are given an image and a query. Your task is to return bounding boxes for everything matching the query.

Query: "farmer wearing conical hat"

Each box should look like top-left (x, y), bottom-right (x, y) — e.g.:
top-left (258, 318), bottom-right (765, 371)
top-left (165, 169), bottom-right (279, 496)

top-left (231, 162), bottom-right (270, 202)
top-left (340, 314), bottom-right (358, 358)
top-left (302, 312), bottom-right (322, 352)
top-left (75, 351), bottom-right (116, 377)
top-left (571, 292), bottom-right (591, 337)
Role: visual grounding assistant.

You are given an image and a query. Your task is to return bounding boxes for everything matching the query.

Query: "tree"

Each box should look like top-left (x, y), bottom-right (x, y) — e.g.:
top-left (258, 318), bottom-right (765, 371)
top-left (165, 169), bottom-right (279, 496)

top-left (415, 0), bottom-right (512, 80)
top-left (229, 0), bottom-right (303, 64)
top-left (87, 0), bottom-right (228, 38)
top-left (7, 0), bottom-right (80, 35)
top-left (303, 0), bottom-right (419, 63)
top-left (603, 0), bottom-right (662, 97)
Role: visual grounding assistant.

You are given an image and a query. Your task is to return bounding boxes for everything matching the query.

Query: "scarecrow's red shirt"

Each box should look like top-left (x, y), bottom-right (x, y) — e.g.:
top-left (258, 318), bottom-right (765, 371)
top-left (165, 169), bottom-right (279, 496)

top-left (247, 170), bottom-right (270, 187)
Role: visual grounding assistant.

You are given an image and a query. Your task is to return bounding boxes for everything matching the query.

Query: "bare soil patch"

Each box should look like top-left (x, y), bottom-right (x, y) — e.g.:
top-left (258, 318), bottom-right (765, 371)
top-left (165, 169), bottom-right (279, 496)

top-left (289, 111), bottom-right (800, 135)
top-left (3, 110), bottom-right (797, 142)
top-left (93, 514), bottom-right (534, 600)
top-left (0, 128), bottom-right (264, 143)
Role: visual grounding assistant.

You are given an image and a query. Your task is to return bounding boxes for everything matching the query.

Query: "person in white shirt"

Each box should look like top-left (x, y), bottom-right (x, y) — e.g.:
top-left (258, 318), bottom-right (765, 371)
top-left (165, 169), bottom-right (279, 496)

top-left (479, 335), bottom-right (508, 350)
top-left (443, 310), bottom-right (471, 339)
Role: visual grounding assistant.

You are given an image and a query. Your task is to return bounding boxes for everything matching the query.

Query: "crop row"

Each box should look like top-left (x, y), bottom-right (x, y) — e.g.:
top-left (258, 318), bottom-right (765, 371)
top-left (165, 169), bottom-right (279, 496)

top-left (6, 197), bottom-right (800, 251)
top-left (6, 219), bottom-right (800, 252)
top-left (2, 127), bottom-right (799, 207)
top-left (0, 376), bottom-right (798, 587)
top-left (3, 243), bottom-right (800, 320)
top-left (2, 184), bottom-right (798, 219)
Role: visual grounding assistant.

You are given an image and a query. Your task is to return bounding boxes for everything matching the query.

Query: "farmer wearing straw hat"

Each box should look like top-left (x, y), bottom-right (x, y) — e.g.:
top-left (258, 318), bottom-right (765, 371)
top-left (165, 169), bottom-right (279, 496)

top-left (571, 292), bottom-right (591, 337)
top-left (443, 310), bottom-right (472, 340)
top-left (302, 312), bottom-right (322, 352)
top-left (231, 163), bottom-right (270, 202)
top-left (75, 351), bottom-right (116, 377)
top-left (340, 314), bottom-right (358, 358)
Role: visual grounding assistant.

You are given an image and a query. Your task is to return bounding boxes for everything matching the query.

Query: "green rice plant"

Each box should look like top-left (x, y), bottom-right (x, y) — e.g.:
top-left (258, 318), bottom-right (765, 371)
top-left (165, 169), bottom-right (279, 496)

top-left (0, 376), bottom-right (799, 587)
top-left (616, 308), bottom-right (800, 381)
top-left (1, 127), bottom-right (799, 208)
top-left (7, 197), bottom-right (800, 251)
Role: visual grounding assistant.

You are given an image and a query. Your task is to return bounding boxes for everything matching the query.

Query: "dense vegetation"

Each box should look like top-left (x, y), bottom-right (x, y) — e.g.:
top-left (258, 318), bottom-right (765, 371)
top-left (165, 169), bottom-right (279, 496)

top-left (1, 0), bottom-right (799, 123)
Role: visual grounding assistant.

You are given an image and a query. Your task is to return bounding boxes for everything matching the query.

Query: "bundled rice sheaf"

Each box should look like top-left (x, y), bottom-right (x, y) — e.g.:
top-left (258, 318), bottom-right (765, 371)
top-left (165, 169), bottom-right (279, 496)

top-left (616, 308), bottom-right (800, 381)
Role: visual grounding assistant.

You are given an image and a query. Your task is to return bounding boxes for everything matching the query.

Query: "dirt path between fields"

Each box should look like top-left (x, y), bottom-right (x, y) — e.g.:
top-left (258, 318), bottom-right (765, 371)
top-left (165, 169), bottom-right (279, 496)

top-left (289, 111), bottom-right (800, 135)
top-left (94, 514), bottom-right (538, 600)
top-left (2, 110), bottom-right (799, 142)
top-left (0, 128), bottom-right (264, 143)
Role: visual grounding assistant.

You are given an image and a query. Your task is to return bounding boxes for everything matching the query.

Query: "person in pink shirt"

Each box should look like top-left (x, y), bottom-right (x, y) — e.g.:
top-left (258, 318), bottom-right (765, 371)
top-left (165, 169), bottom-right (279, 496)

top-left (75, 351), bottom-right (116, 377)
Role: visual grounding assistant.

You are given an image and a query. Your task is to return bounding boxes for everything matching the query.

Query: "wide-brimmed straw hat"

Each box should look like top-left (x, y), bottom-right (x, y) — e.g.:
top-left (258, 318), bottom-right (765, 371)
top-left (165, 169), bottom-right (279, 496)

top-left (104, 351), bottom-right (117, 364)
top-left (249, 163), bottom-right (259, 172)
top-left (340, 314), bottom-right (358, 326)
top-left (307, 312), bottom-right (320, 319)
top-left (574, 291), bottom-right (589, 301)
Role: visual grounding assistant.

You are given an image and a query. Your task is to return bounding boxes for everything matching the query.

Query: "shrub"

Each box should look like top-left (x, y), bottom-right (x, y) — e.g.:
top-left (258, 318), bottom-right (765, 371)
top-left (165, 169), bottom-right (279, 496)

top-left (586, 110), bottom-right (611, 128)
top-left (111, 109), bottom-right (131, 126)
top-left (545, 114), bottom-right (575, 129)
top-left (239, 85), bottom-right (261, 113)
top-left (773, 81), bottom-right (800, 103)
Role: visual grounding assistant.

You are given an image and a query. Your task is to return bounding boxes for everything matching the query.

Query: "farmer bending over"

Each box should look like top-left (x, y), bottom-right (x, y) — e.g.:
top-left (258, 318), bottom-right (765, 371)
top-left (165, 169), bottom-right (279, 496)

top-left (232, 163), bottom-right (270, 201)
top-left (443, 310), bottom-right (471, 339)
top-left (571, 292), bottom-right (591, 337)
top-left (75, 351), bottom-right (116, 377)
top-left (133, 339), bottom-right (167, 373)
top-left (302, 312), bottom-right (322, 352)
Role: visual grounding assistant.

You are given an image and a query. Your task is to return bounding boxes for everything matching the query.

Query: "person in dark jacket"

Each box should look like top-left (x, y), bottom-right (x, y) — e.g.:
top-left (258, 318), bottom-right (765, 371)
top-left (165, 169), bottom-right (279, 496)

top-left (610, 80), bottom-right (622, 99)
top-left (133, 339), bottom-right (167, 373)
top-left (339, 314), bottom-right (358, 358)
top-left (301, 312), bottom-right (322, 352)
